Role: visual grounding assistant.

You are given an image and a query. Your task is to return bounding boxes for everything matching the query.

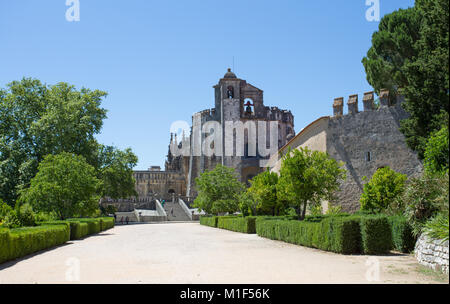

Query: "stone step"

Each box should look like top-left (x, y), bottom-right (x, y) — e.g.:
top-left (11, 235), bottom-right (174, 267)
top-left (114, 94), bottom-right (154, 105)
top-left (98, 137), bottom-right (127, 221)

top-left (163, 202), bottom-right (191, 221)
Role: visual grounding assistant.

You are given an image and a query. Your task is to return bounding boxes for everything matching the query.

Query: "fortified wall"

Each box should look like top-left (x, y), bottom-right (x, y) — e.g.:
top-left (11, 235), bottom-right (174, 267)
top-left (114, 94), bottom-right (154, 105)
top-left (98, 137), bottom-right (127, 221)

top-left (327, 90), bottom-right (423, 211)
top-left (269, 89), bottom-right (423, 212)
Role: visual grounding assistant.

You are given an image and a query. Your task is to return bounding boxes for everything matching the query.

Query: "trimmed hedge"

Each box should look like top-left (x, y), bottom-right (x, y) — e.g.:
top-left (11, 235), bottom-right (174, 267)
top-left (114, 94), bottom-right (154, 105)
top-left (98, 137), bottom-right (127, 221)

top-left (39, 217), bottom-right (114, 240)
top-left (256, 216), bottom-right (361, 254)
top-left (200, 216), bottom-right (218, 228)
top-left (68, 218), bottom-right (101, 235)
top-left (388, 216), bottom-right (416, 253)
top-left (0, 224), bottom-right (70, 264)
top-left (217, 216), bottom-right (257, 234)
top-left (99, 217), bottom-right (115, 231)
top-left (359, 215), bottom-right (392, 254)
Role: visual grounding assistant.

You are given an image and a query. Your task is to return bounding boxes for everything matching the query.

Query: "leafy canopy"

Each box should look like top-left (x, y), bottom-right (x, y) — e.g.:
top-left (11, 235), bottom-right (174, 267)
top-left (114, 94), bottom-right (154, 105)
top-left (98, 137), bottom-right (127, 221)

top-left (19, 152), bottom-right (102, 220)
top-left (362, 0), bottom-right (449, 157)
top-left (193, 164), bottom-right (245, 215)
top-left (0, 78), bottom-right (138, 205)
top-left (277, 147), bottom-right (346, 220)
top-left (247, 170), bottom-right (286, 216)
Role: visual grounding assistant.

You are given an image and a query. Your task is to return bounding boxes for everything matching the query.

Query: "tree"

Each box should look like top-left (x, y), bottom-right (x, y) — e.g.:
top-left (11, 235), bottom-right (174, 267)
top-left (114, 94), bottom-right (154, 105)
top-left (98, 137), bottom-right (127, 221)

top-left (0, 78), bottom-right (107, 205)
top-left (96, 145), bottom-right (138, 199)
top-left (193, 165), bottom-right (245, 215)
top-left (362, 0), bottom-right (449, 158)
top-left (238, 191), bottom-right (258, 217)
top-left (277, 147), bottom-right (346, 220)
top-left (423, 126), bottom-right (449, 175)
top-left (360, 167), bottom-right (407, 213)
top-left (247, 170), bottom-right (286, 216)
top-left (19, 152), bottom-right (102, 220)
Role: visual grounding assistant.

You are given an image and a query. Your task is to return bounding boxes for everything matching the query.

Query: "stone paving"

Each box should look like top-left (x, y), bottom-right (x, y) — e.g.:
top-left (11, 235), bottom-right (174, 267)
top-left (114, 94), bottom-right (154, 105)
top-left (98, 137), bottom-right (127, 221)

top-left (0, 223), bottom-right (447, 284)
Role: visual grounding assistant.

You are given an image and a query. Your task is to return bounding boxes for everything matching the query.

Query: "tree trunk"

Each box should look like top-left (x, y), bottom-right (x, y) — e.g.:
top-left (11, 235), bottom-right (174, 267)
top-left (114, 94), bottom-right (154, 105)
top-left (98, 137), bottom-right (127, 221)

top-left (300, 201), bottom-right (307, 220)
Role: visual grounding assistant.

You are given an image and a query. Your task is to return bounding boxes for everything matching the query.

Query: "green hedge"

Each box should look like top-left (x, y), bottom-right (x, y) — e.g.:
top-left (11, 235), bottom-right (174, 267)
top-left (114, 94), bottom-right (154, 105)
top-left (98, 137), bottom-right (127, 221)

top-left (256, 216), bottom-right (361, 254)
top-left (0, 224), bottom-right (70, 264)
top-left (217, 216), bottom-right (257, 234)
top-left (40, 217), bottom-right (114, 240)
top-left (359, 215), bottom-right (392, 254)
top-left (200, 216), bottom-right (218, 228)
top-left (68, 218), bottom-right (101, 235)
top-left (0, 228), bottom-right (10, 263)
top-left (99, 217), bottom-right (115, 231)
top-left (388, 216), bottom-right (416, 253)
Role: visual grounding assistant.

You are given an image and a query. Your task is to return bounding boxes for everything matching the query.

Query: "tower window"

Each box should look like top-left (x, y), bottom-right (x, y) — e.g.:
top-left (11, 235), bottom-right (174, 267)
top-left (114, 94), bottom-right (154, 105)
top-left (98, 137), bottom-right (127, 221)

top-left (243, 98), bottom-right (254, 116)
top-left (365, 151), bottom-right (372, 162)
top-left (227, 86), bottom-right (234, 99)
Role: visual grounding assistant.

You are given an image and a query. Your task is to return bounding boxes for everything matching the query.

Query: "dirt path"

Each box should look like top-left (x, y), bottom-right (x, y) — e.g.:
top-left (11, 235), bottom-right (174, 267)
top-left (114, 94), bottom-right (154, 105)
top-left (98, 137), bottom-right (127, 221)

top-left (0, 223), bottom-right (447, 284)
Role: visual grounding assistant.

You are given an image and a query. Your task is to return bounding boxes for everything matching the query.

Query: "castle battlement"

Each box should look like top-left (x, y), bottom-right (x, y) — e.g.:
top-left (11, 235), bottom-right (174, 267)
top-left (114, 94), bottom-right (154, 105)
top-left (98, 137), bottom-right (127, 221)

top-left (332, 89), bottom-right (404, 117)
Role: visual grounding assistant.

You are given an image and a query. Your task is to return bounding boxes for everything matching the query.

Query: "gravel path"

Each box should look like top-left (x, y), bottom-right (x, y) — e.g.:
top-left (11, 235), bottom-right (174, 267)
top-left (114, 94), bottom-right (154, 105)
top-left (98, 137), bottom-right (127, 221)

top-left (0, 223), bottom-right (447, 284)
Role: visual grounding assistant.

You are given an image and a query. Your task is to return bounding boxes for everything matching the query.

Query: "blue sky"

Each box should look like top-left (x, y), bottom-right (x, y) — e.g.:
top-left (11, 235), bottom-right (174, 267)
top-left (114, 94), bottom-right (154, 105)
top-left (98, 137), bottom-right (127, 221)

top-left (0, 0), bottom-right (414, 169)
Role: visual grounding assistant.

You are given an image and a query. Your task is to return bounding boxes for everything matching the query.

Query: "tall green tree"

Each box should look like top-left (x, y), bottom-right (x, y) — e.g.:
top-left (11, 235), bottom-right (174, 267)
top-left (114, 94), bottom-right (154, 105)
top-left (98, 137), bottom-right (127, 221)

top-left (277, 147), bottom-right (346, 220)
top-left (96, 145), bottom-right (138, 199)
top-left (19, 152), bottom-right (102, 220)
top-left (362, 0), bottom-right (449, 157)
top-left (193, 164), bottom-right (245, 215)
top-left (0, 78), bottom-right (107, 205)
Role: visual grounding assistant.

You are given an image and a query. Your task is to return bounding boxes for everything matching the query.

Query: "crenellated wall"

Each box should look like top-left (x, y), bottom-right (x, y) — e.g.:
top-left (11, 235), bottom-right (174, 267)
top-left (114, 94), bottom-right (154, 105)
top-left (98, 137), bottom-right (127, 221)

top-left (270, 89), bottom-right (423, 212)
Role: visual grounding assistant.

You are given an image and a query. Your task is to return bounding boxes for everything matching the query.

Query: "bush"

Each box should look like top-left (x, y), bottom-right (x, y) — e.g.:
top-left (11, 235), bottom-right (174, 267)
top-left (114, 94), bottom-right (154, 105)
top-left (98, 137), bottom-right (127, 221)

top-left (0, 228), bottom-right (10, 262)
top-left (388, 216), bottom-right (416, 253)
top-left (360, 167), bottom-right (407, 213)
top-left (360, 215), bottom-right (392, 254)
top-left (424, 213), bottom-right (449, 242)
top-left (402, 174), bottom-right (447, 235)
top-left (0, 224), bottom-right (70, 264)
top-left (40, 217), bottom-right (114, 240)
top-left (99, 217), bottom-right (115, 231)
top-left (256, 217), bottom-right (361, 254)
top-left (423, 126), bottom-right (449, 175)
top-left (217, 216), bottom-right (257, 234)
top-left (200, 216), bottom-right (218, 228)
top-left (68, 218), bottom-right (101, 235)
top-left (17, 203), bottom-right (36, 227)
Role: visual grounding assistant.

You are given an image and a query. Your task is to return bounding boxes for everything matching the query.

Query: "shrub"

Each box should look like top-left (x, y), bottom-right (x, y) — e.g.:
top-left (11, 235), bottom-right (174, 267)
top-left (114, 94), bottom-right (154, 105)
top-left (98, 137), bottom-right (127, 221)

top-left (424, 213), bottom-right (449, 242)
top-left (360, 167), bottom-right (407, 213)
top-left (0, 224), bottom-right (70, 264)
top-left (360, 215), bottom-right (392, 254)
top-left (388, 216), bottom-right (416, 253)
top-left (68, 218), bottom-right (101, 235)
top-left (423, 126), bottom-right (449, 175)
top-left (99, 217), bottom-right (115, 231)
top-left (402, 174), bottom-right (447, 235)
top-left (256, 217), bottom-right (361, 254)
top-left (0, 200), bottom-right (13, 223)
top-left (217, 216), bottom-right (257, 234)
top-left (17, 203), bottom-right (36, 227)
top-left (200, 216), bottom-right (218, 228)
top-left (2, 210), bottom-right (21, 228)
top-left (0, 228), bottom-right (10, 262)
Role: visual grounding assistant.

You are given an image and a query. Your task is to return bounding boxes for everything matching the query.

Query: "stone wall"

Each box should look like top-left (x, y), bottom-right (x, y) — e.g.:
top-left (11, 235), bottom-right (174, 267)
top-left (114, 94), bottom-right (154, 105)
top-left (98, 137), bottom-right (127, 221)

top-left (326, 101), bottom-right (423, 212)
top-left (100, 198), bottom-right (155, 212)
top-left (415, 234), bottom-right (449, 274)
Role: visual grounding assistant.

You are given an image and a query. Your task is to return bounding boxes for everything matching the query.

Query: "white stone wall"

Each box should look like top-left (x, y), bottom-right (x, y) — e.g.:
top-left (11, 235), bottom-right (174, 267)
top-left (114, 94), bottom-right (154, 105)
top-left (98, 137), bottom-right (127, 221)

top-left (415, 234), bottom-right (449, 274)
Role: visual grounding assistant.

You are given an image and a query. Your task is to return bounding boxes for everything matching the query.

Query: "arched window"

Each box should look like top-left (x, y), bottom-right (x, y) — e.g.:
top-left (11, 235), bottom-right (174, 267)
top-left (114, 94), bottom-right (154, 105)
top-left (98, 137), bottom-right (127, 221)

top-left (227, 86), bottom-right (234, 99)
top-left (243, 98), bottom-right (254, 116)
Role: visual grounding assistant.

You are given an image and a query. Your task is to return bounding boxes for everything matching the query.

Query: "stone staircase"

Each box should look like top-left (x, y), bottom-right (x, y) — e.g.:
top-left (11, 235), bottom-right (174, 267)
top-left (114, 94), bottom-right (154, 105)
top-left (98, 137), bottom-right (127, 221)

top-left (163, 201), bottom-right (191, 222)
